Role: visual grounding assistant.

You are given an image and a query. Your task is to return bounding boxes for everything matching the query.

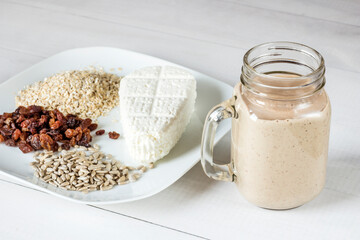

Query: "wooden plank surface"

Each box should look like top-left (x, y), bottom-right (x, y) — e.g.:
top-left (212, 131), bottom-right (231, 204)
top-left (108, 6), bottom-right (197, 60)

top-left (0, 0), bottom-right (359, 239)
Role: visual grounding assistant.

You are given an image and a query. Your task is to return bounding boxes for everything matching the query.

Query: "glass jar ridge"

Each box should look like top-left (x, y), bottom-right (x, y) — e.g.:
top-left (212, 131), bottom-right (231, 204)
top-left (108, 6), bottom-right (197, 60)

top-left (240, 42), bottom-right (326, 100)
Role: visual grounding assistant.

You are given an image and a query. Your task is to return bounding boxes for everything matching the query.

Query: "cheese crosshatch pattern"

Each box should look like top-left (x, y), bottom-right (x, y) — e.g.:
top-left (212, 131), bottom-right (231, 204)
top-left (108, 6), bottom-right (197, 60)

top-left (120, 66), bottom-right (197, 163)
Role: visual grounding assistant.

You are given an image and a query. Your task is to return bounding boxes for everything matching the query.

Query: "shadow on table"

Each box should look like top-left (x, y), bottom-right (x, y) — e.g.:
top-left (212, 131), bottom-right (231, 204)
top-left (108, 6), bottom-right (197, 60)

top-left (171, 132), bottom-right (233, 197)
top-left (160, 130), bottom-right (233, 197)
top-left (303, 157), bottom-right (360, 209)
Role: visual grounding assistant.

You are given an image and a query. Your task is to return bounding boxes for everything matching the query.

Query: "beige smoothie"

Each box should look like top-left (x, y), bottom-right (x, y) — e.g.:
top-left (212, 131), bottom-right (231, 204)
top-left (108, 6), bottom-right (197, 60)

top-left (231, 82), bottom-right (331, 209)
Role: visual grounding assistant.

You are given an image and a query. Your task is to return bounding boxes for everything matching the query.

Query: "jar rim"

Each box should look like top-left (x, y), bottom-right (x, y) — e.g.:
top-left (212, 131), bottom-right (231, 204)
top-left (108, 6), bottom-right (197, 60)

top-left (242, 41), bottom-right (325, 88)
top-left (240, 42), bottom-right (326, 100)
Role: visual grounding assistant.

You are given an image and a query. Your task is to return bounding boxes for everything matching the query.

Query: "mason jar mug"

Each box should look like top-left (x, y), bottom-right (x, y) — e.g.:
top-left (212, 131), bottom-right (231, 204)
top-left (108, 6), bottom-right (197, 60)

top-left (201, 42), bottom-right (331, 210)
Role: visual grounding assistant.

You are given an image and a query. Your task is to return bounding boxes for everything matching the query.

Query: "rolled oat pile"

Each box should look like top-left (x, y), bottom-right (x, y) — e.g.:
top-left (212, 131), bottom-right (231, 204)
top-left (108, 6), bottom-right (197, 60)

top-left (16, 67), bottom-right (121, 120)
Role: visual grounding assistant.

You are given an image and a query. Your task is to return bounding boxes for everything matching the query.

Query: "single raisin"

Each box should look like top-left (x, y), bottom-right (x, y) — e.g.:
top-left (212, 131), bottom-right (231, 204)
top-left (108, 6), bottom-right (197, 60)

top-left (78, 129), bottom-right (92, 146)
top-left (61, 143), bottom-right (71, 150)
top-left (29, 118), bottom-right (39, 129)
top-left (82, 128), bottom-right (91, 138)
top-left (39, 134), bottom-right (54, 151)
top-left (26, 134), bottom-right (33, 143)
top-left (74, 127), bottom-right (83, 141)
top-left (30, 128), bottom-right (37, 135)
top-left (16, 115), bottom-right (25, 124)
top-left (67, 117), bottom-right (77, 128)
top-left (15, 106), bottom-right (26, 115)
top-left (10, 122), bottom-right (17, 130)
top-left (4, 118), bottom-right (12, 125)
top-left (53, 134), bottom-right (63, 141)
top-left (75, 132), bottom-right (82, 142)
top-left (38, 115), bottom-right (48, 126)
top-left (49, 118), bottom-right (55, 127)
top-left (28, 105), bottom-right (42, 114)
top-left (5, 139), bottom-right (16, 147)
top-left (0, 135), bottom-right (5, 143)
top-left (39, 128), bottom-right (48, 134)
top-left (65, 129), bottom-right (76, 139)
top-left (30, 134), bottom-right (42, 150)
top-left (50, 120), bottom-right (61, 130)
top-left (70, 137), bottom-right (76, 147)
top-left (88, 123), bottom-right (98, 131)
top-left (74, 126), bottom-right (82, 135)
top-left (0, 127), bottom-right (13, 136)
top-left (56, 111), bottom-right (66, 124)
top-left (57, 123), bottom-right (67, 131)
top-left (80, 118), bottom-right (92, 129)
top-left (12, 129), bottom-right (21, 141)
top-left (95, 129), bottom-right (105, 136)
top-left (108, 131), bottom-right (120, 140)
top-left (18, 141), bottom-right (34, 153)
top-left (21, 119), bottom-right (31, 131)
top-left (2, 113), bottom-right (12, 119)
top-left (52, 141), bottom-right (59, 152)
top-left (19, 132), bottom-right (29, 141)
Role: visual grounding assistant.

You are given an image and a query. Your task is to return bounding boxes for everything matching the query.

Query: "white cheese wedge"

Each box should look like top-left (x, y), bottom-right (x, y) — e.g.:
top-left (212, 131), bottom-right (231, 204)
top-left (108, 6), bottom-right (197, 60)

top-left (119, 66), bottom-right (196, 163)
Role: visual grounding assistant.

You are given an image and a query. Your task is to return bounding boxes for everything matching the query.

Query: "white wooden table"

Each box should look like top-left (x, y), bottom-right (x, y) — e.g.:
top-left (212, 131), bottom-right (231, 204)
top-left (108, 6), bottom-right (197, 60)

top-left (1, 1), bottom-right (360, 239)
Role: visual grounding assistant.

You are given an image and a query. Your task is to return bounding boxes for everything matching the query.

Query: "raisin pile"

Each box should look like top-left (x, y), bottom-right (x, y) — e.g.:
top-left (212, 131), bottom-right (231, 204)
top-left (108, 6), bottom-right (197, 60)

top-left (0, 105), bottom-right (97, 153)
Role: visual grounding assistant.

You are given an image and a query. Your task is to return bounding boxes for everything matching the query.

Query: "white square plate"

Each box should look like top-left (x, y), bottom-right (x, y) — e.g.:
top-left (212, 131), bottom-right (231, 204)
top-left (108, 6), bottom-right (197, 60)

top-left (0, 47), bottom-right (232, 204)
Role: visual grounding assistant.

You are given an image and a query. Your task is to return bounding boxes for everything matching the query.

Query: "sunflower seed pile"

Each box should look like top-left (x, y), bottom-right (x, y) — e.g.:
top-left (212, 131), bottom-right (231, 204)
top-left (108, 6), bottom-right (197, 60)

top-left (30, 144), bottom-right (153, 193)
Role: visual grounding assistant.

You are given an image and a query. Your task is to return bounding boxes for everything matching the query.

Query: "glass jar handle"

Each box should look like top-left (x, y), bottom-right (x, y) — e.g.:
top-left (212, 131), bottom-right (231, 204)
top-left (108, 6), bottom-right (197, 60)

top-left (201, 97), bottom-right (237, 182)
